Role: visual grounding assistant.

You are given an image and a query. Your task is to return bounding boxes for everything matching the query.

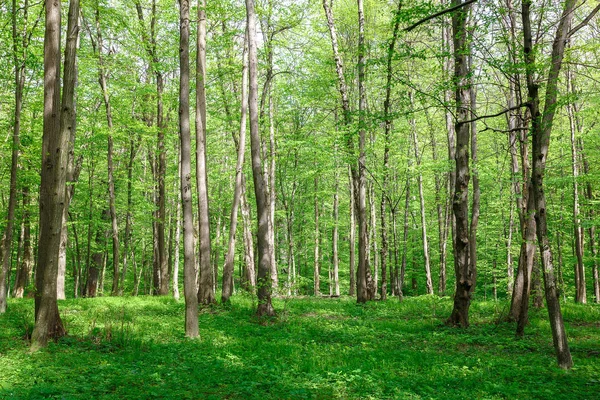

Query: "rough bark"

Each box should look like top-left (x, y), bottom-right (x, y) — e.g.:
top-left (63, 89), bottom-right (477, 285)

top-left (179, 0), bottom-right (198, 337)
top-left (246, 0), bottom-right (275, 317)
top-left (32, 0), bottom-right (79, 349)
top-left (447, 0), bottom-right (473, 328)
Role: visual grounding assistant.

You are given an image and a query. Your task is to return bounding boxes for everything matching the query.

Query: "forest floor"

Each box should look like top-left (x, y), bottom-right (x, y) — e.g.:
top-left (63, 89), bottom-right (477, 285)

top-left (1, 294), bottom-right (599, 399)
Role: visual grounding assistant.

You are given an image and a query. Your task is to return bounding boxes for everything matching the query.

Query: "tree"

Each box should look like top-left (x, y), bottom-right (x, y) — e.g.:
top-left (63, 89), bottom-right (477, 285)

top-left (196, 0), bottom-right (215, 305)
top-left (246, 0), bottom-right (275, 317)
top-left (32, 0), bottom-right (80, 349)
top-left (179, 0), bottom-right (199, 337)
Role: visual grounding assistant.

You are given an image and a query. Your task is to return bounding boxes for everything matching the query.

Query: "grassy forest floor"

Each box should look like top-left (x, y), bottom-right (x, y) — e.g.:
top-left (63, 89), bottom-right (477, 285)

top-left (1, 295), bottom-right (599, 399)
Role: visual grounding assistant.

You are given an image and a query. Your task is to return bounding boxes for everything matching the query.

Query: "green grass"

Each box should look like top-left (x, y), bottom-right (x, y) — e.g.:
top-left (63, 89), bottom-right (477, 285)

top-left (1, 295), bottom-right (599, 399)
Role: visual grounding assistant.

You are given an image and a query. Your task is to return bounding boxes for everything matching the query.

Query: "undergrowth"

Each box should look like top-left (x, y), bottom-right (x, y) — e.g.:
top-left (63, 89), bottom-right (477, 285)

top-left (0, 295), bottom-right (598, 399)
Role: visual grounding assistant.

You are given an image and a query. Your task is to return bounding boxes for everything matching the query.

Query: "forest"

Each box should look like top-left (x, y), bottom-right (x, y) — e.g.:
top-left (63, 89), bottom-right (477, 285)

top-left (1, 0), bottom-right (600, 398)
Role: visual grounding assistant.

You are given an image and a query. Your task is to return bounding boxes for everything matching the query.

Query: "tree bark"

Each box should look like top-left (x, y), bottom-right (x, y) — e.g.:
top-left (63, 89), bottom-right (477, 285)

top-left (566, 67), bottom-right (586, 304)
top-left (522, 0), bottom-right (574, 369)
top-left (313, 172), bottom-right (320, 296)
top-left (409, 92), bottom-right (433, 295)
top-left (92, 6), bottom-right (120, 297)
top-left (222, 32), bottom-right (249, 304)
top-left (179, 0), bottom-right (198, 337)
top-left (33, 0), bottom-right (80, 349)
top-left (246, 0), bottom-right (275, 317)
top-left (195, 0), bottom-right (215, 305)
top-left (13, 187), bottom-right (33, 298)
top-left (447, 0), bottom-right (473, 328)
top-left (332, 172), bottom-right (340, 297)
top-left (349, 166), bottom-right (356, 296)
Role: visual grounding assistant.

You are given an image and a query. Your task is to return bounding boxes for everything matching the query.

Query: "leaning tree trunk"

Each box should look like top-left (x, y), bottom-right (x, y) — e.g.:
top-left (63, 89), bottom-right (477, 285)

top-left (196, 0), bottom-right (215, 305)
top-left (522, 0), bottom-right (574, 369)
top-left (179, 0), bottom-right (198, 337)
top-left (33, 0), bottom-right (80, 349)
top-left (246, 0), bottom-right (275, 317)
top-left (566, 66), bottom-right (586, 304)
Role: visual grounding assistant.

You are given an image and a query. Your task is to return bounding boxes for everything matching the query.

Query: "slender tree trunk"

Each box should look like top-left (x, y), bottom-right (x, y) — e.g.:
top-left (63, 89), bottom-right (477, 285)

top-left (179, 0), bottom-right (198, 337)
top-left (566, 67), bottom-right (586, 304)
top-left (400, 174), bottom-right (410, 300)
top-left (0, 0), bottom-right (26, 312)
top-left (356, 0), bottom-right (371, 303)
top-left (246, 0), bottom-right (275, 316)
top-left (93, 6), bottom-right (120, 297)
top-left (33, 0), bottom-right (80, 348)
top-left (579, 138), bottom-right (600, 302)
top-left (522, 0), bottom-right (574, 369)
top-left (349, 166), bottom-right (356, 296)
top-left (313, 172), bottom-right (320, 296)
top-left (268, 94), bottom-right (278, 292)
top-left (332, 175), bottom-right (340, 297)
top-left (222, 33), bottom-right (249, 304)
top-left (409, 93), bottom-right (433, 294)
top-left (13, 187), bottom-right (33, 298)
top-left (469, 70), bottom-right (480, 293)
top-left (121, 138), bottom-right (138, 293)
top-left (447, 0), bottom-right (473, 327)
top-left (240, 178), bottom-right (256, 291)
top-left (195, 0), bottom-right (214, 305)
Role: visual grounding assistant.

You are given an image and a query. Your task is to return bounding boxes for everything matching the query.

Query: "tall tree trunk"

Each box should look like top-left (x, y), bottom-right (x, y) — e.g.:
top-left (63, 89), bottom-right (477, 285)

top-left (13, 187), bottom-right (33, 298)
top-left (468, 64), bottom-right (480, 293)
top-left (356, 0), bottom-right (371, 303)
top-left (240, 178), bottom-right (256, 291)
top-left (580, 139), bottom-right (600, 302)
top-left (246, 0), bottom-right (275, 316)
top-left (522, 0), bottom-right (574, 369)
top-left (566, 67), bottom-right (586, 304)
top-left (332, 172), bottom-right (340, 297)
top-left (313, 172), bottom-right (320, 296)
top-left (179, 0), bottom-right (198, 337)
top-left (400, 173), bottom-right (411, 300)
top-left (409, 92), bottom-right (433, 295)
top-left (33, 0), bottom-right (80, 348)
top-left (268, 94), bottom-right (278, 292)
top-left (447, 0), bottom-right (473, 327)
top-left (172, 147), bottom-right (181, 301)
top-left (121, 137), bottom-right (138, 293)
top-left (222, 32), bottom-right (249, 304)
top-left (196, 0), bottom-right (214, 305)
top-left (93, 6), bottom-right (120, 297)
top-left (441, 12), bottom-right (455, 297)
top-left (0, 0), bottom-right (27, 312)
top-left (349, 166), bottom-right (356, 296)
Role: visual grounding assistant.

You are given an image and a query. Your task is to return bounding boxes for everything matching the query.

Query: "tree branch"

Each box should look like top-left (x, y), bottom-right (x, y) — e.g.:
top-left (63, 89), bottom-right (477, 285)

top-left (461, 104), bottom-right (525, 124)
top-left (405, 0), bottom-right (478, 32)
top-left (568, 3), bottom-right (600, 38)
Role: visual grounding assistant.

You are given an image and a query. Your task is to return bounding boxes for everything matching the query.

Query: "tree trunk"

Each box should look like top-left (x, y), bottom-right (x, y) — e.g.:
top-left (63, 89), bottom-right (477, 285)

top-left (313, 173), bottom-right (320, 296)
top-left (195, 0), bottom-right (214, 305)
top-left (222, 32), bottom-right (249, 304)
top-left (240, 178), bottom-right (256, 291)
top-left (447, 0), bottom-right (473, 328)
top-left (246, 0), bottom-right (275, 317)
top-left (13, 187), bottom-right (33, 299)
top-left (522, 0), bottom-right (573, 369)
top-left (179, 0), bottom-right (198, 337)
top-left (566, 67), bottom-right (586, 304)
top-left (332, 173), bottom-right (340, 297)
top-left (33, 0), bottom-right (80, 348)
top-left (409, 93), bottom-right (433, 295)
top-left (0, 0), bottom-right (26, 313)
top-left (400, 174), bottom-right (410, 300)
top-left (349, 166), bottom-right (356, 296)
top-left (93, 6), bottom-right (120, 297)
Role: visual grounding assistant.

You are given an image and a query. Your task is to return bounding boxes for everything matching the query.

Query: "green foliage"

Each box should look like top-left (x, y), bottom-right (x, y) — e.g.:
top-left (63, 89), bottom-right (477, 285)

top-left (1, 296), bottom-right (599, 399)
